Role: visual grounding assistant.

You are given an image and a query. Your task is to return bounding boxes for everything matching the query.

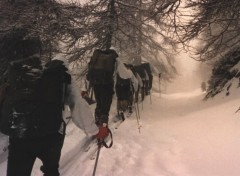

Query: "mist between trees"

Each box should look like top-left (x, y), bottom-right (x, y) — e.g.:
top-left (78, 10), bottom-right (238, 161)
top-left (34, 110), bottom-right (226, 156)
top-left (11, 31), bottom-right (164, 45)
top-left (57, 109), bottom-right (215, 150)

top-left (0, 0), bottom-right (239, 99)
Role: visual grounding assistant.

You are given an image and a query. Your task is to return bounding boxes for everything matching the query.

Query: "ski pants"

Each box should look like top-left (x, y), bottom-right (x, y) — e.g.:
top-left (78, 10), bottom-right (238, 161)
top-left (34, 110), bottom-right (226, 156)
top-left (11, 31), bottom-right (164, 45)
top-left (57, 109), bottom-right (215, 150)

top-left (7, 133), bottom-right (65, 176)
top-left (93, 83), bottom-right (114, 125)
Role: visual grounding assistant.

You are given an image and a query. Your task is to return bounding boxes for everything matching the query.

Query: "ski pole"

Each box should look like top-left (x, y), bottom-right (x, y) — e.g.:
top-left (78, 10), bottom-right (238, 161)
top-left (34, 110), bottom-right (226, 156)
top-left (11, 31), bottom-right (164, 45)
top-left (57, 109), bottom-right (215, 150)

top-left (149, 91), bottom-right (152, 104)
top-left (65, 116), bottom-right (72, 126)
top-left (136, 99), bottom-right (140, 119)
top-left (92, 140), bottom-right (102, 176)
top-left (131, 82), bottom-right (140, 120)
top-left (236, 107), bottom-right (240, 113)
top-left (132, 91), bottom-right (140, 119)
top-left (133, 101), bottom-right (141, 133)
top-left (158, 73), bottom-right (161, 97)
top-left (92, 130), bottom-right (113, 176)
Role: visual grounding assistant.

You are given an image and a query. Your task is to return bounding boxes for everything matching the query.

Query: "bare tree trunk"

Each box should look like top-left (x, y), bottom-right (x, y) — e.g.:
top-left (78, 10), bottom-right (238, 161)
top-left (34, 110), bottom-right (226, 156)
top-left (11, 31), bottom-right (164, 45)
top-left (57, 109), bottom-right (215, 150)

top-left (135, 0), bottom-right (143, 65)
top-left (106, 0), bottom-right (116, 50)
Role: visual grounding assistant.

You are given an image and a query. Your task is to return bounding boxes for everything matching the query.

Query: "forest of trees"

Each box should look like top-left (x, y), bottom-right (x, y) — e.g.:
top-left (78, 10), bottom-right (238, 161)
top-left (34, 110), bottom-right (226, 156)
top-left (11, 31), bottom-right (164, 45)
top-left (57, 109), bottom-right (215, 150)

top-left (0, 0), bottom-right (239, 97)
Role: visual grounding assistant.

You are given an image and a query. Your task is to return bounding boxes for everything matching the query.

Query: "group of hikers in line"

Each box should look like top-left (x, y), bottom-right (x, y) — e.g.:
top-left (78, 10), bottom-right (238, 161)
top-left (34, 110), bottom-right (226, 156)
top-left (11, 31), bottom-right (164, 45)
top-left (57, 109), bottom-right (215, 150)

top-left (0, 30), bottom-right (152, 176)
top-left (83, 58), bottom-right (153, 123)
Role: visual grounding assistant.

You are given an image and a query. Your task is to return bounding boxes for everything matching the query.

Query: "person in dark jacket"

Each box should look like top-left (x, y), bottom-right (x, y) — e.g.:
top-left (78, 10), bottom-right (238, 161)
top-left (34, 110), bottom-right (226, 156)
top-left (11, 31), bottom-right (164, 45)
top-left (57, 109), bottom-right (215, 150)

top-left (115, 64), bottom-right (138, 121)
top-left (0, 33), bottom-right (108, 176)
top-left (86, 49), bottom-right (118, 129)
top-left (87, 48), bottom-right (138, 127)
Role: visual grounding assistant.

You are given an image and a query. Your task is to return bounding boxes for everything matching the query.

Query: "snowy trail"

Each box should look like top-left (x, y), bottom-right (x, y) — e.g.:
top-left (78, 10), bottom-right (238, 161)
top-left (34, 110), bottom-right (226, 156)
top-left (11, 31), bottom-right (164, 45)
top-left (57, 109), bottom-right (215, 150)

top-left (97, 92), bottom-right (203, 176)
top-left (92, 88), bottom-right (240, 176)
top-left (1, 85), bottom-right (240, 176)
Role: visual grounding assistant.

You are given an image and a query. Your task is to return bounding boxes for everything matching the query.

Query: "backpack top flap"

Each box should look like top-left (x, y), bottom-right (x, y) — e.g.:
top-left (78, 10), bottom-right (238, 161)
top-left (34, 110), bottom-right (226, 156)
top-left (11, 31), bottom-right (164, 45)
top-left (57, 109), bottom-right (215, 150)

top-left (116, 74), bottom-right (131, 87)
top-left (6, 56), bottom-right (42, 105)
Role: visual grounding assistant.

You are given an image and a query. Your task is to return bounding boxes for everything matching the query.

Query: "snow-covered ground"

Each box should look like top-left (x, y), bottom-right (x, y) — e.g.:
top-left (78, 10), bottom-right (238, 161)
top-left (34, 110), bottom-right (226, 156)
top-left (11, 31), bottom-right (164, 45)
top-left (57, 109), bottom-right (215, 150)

top-left (0, 76), bottom-right (239, 176)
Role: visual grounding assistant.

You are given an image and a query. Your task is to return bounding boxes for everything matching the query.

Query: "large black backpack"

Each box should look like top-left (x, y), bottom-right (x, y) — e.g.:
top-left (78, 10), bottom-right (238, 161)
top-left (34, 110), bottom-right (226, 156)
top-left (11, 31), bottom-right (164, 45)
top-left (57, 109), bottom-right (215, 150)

top-left (87, 49), bottom-right (118, 85)
top-left (0, 58), bottom-right (71, 138)
top-left (115, 74), bottom-right (132, 100)
top-left (0, 56), bottom-right (43, 138)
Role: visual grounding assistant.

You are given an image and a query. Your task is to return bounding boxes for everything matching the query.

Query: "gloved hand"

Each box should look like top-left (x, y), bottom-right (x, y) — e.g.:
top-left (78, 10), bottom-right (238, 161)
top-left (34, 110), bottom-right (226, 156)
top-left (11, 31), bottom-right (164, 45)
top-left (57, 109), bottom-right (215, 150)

top-left (95, 123), bottom-right (109, 140)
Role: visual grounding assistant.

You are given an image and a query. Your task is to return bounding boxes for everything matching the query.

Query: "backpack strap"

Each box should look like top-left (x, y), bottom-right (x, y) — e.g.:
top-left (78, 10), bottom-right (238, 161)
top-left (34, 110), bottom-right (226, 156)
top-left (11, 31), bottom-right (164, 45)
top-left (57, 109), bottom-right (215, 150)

top-left (113, 57), bottom-right (117, 79)
top-left (100, 128), bottom-right (113, 149)
top-left (61, 70), bottom-right (71, 111)
top-left (0, 83), bottom-right (9, 105)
